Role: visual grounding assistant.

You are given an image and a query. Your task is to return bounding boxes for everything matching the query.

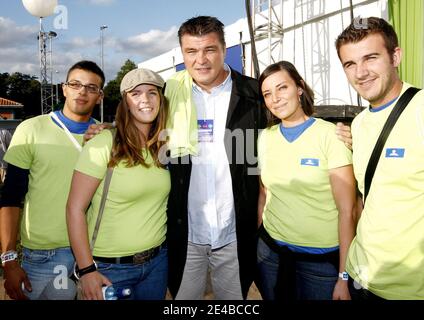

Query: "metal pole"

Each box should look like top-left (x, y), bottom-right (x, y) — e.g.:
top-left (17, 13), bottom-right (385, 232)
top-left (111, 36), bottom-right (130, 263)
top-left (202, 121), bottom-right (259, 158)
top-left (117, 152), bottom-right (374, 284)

top-left (49, 34), bottom-right (54, 109)
top-left (39, 18), bottom-right (43, 115)
top-left (55, 71), bottom-right (59, 105)
top-left (56, 84), bottom-right (59, 105)
top-left (100, 25), bottom-right (107, 123)
top-left (268, 0), bottom-right (272, 66)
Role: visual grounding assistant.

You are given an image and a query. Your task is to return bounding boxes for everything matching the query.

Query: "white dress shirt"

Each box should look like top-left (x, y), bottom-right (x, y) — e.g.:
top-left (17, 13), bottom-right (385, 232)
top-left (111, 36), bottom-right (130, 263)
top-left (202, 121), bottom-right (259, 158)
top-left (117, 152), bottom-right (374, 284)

top-left (187, 64), bottom-right (236, 249)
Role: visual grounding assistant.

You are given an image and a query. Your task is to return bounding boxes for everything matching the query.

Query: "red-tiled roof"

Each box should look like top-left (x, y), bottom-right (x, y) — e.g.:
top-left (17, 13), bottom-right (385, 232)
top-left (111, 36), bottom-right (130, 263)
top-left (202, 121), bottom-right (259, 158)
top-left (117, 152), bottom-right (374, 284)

top-left (0, 97), bottom-right (23, 107)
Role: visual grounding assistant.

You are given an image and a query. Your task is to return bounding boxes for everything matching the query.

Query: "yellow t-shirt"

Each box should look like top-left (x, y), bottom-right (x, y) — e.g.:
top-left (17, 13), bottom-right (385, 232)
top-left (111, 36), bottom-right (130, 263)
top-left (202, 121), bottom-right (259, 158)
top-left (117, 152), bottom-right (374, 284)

top-left (258, 118), bottom-right (352, 248)
top-left (4, 115), bottom-right (85, 249)
top-left (75, 129), bottom-right (170, 257)
top-left (347, 83), bottom-right (424, 299)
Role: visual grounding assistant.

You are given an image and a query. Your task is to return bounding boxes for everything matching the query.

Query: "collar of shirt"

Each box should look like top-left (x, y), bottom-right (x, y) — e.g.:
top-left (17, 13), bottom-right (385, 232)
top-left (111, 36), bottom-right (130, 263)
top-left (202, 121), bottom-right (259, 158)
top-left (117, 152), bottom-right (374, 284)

top-left (52, 110), bottom-right (96, 134)
top-left (369, 95), bottom-right (399, 113)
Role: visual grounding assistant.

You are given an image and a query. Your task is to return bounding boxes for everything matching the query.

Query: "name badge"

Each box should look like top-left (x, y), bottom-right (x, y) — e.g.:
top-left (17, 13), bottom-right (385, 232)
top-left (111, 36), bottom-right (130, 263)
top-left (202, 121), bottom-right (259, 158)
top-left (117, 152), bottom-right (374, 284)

top-left (198, 119), bottom-right (214, 142)
top-left (301, 158), bottom-right (319, 167)
top-left (385, 148), bottom-right (405, 158)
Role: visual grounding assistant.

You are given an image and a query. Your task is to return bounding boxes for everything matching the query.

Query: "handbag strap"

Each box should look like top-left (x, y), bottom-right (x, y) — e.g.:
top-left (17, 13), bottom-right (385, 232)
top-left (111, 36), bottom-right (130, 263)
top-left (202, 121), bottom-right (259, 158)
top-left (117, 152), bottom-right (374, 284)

top-left (89, 166), bottom-right (114, 251)
top-left (364, 87), bottom-right (420, 202)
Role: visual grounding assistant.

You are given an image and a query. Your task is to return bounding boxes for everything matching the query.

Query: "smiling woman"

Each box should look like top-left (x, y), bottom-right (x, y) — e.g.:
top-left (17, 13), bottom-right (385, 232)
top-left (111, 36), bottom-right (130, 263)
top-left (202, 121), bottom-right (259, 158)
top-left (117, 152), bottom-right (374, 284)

top-left (126, 85), bottom-right (161, 135)
top-left (66, 68), bottom-right (171, 300)
top-left (256, 60), bottom-right (357, 301)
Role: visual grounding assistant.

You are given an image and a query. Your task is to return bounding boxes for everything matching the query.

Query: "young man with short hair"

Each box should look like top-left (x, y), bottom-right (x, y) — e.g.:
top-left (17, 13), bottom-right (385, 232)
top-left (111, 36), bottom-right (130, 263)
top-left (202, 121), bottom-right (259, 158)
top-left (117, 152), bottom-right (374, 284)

top-left (336, 17), bottom-right (424, 300)
top-left (0, 60), bottom-right (105, 300)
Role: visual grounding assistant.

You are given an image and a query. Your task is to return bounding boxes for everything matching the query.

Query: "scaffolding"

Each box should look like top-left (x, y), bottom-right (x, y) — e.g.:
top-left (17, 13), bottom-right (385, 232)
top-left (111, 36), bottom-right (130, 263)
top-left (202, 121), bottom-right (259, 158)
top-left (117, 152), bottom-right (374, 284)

top-left (38, 18), bottom-right (56, 115)
top-left (248, 0), bottom-right (368, 121)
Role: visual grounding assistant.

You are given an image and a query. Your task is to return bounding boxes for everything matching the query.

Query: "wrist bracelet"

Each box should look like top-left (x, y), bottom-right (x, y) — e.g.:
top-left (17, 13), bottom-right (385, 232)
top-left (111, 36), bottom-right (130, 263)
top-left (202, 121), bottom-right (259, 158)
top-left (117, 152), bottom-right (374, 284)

top-left (1, 250), bottom-right (18, 265)
top-left (73, 261), bottom-right (98, 280)
top-left (338, 271), bottom-right (349, 281)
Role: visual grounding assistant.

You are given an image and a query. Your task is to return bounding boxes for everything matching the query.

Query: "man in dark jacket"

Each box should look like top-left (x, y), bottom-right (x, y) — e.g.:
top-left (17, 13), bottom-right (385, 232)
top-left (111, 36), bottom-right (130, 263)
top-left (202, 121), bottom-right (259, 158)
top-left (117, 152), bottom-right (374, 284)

top-left (83, 16), bottom-right (266, 300)
top-left (165, 16), bottom-right (267, 299)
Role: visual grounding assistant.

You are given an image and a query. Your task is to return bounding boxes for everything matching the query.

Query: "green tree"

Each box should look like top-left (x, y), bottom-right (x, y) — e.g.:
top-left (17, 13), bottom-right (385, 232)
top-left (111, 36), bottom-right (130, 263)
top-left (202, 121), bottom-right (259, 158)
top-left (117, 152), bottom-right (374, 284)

top-left (116, 59), bottom-right (137, 84)
top-left (6, 73), bottom-right (41, 118)
top-left (102, 79), bottom-right (120, 122)
top-left (0, 73), bottom-right (9, 98)
top-left (102, 59), bottom-right (137, 122)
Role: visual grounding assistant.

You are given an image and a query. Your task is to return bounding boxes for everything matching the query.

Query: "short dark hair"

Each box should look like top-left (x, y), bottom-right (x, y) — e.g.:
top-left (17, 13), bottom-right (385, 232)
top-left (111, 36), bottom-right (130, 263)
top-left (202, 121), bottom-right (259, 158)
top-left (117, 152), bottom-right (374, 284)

top-left (259, 61), bottom-right (315, 127)
top-left (178, 16), bottom-right (226, 48)
top-left (335, 17), bottom-right (399, 61)
top-left (66, 60), bottom-right (105, 88)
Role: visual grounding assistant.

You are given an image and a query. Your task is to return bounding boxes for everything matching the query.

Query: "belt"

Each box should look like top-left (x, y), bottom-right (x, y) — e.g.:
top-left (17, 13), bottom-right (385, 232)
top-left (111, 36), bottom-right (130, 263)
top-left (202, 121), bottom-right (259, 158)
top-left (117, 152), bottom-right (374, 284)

top-left (93, 242), bottom-right (165, 265)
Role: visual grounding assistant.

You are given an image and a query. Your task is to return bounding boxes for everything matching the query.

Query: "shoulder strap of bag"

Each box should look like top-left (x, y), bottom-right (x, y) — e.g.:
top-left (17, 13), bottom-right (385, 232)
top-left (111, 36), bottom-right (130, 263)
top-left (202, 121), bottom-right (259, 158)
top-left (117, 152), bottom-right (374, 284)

top-left (89, 129), bottom-right (117, 251)
top-left (364, 87), bottom-right (420, 202)
top-left (89, 166), bottom-right (113, 251)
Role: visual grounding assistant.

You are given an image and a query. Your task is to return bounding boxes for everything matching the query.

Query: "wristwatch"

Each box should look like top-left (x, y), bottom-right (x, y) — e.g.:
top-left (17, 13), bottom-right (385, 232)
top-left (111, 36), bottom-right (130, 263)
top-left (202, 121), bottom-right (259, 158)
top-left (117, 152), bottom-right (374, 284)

top-left (338, 271), bottom-right (349, 281)
top-left (1, 250), bottom-right (18, 265)
top-left (73, 261), bottom-right (98, 280)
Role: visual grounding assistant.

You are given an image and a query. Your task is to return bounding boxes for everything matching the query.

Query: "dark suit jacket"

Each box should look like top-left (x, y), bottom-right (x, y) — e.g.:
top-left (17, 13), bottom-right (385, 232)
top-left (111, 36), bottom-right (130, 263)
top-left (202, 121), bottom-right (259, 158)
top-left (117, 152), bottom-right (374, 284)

top-left (166, 69), bottom-right (267, 299)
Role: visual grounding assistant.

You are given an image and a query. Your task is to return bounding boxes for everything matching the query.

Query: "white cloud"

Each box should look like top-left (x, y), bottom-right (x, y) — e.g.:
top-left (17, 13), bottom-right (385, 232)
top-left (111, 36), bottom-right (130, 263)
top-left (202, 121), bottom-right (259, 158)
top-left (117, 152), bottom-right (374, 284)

top-left (0, 17), bottom-right (40, 76)
top-left (86, 0), bottom-right (116, 6)
top-left (60, 36), bottom-right (98, 51)
top-left (0, 17), bottom-right (37, 47)
top-left (0, 16), bottom-right (179, 84)
top-left (0, 49), bottom-right (41, 79)
top-left (116, 26), bottom-right (179, 60)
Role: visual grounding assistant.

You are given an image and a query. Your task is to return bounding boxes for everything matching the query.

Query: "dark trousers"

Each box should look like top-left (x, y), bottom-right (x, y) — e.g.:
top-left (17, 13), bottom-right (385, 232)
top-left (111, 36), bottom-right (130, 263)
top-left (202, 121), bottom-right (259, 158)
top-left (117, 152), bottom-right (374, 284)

top-left (348, 278), bottom-right (385, 301)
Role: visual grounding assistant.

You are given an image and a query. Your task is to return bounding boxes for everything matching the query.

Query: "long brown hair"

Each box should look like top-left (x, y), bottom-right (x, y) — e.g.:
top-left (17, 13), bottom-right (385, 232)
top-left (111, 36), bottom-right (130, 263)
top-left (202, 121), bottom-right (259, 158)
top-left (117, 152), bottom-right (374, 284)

top-left (108, 88), bottom-right (168, 168)
top-left (259, 60), bottom-right (315, 127)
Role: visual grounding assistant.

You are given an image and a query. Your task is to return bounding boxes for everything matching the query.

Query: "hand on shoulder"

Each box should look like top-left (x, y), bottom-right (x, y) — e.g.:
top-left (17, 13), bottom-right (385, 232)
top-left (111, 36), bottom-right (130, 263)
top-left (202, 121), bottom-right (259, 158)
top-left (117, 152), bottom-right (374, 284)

top-left (335, 122), bottom-right (352, 150)
top-left (83, 123), bottom-right (113, 144)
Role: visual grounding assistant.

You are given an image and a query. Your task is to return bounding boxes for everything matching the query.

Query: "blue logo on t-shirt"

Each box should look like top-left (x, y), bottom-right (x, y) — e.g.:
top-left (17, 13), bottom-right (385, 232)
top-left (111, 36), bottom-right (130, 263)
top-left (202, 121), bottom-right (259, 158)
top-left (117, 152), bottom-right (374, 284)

top-left (385, 148), bottom-right (405, 158)
top-left (301, 158), bottom-right (319, 166)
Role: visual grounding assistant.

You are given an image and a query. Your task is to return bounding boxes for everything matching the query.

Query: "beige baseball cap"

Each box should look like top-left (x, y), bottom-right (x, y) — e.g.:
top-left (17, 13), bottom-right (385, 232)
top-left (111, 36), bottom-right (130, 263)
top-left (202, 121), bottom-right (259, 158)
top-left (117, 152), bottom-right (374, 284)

top-left (120, 68), bottom-right (165, 95)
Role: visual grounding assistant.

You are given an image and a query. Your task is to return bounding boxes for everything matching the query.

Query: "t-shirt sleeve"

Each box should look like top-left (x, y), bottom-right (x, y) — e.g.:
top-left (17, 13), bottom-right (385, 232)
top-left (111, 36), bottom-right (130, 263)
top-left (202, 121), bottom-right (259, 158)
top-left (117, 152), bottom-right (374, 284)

top-left (324, 124), bottom-right (353, 169)
top-left (75, 129), bottom-right (113, 179)
top-left (3, 120), bottom-right (36, 170)
top-left (257, 129), bottom-right (267, 172)
top-left (418, 90), bottom-right (424, 142)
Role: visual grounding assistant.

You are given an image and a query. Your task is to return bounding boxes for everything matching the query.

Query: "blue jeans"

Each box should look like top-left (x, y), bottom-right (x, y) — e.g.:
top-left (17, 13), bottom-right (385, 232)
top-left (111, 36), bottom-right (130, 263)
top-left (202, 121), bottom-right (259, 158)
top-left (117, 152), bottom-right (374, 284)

top-left (22, 247), bottom-right (76, 300)
top-left (96, 245), bottom-right (168, 300)
top-left (257, 238), bottom-right (338, 300)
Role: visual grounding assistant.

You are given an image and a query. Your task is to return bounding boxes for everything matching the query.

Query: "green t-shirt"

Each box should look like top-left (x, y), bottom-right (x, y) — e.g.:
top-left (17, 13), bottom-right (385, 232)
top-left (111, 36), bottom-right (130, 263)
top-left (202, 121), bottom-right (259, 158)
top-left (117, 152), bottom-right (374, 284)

top-left (75, 130), bottom-right (170, 257)
top-left (347, 83), bottom-right (424, 299)
top-left (4, 115), bottom-right (85, 249)
top-left (258, 118), bottom-right (352, 248)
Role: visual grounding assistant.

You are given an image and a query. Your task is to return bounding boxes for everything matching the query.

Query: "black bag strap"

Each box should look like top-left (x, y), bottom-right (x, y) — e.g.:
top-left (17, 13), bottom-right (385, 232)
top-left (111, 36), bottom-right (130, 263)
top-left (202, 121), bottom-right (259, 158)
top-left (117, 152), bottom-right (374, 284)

top-left (89, 129), bottom-right (118, 251)
top-left (364, 87), bottom-right (420, 202)
top-left (89, 167), bottom-right (114, 251)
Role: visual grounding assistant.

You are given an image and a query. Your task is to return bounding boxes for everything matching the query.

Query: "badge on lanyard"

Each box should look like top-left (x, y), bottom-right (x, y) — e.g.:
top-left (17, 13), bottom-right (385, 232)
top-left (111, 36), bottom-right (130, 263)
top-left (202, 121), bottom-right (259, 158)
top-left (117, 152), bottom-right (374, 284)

top-left (198, 119), bottom-right (214, 142)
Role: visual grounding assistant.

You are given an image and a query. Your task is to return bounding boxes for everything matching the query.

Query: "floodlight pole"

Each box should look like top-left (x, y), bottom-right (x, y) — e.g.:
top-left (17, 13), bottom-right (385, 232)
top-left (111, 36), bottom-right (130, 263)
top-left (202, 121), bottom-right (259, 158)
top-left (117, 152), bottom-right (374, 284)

top-left (100, 25), bottom-right (108, 123)
top-left (38, 17), bottom-right (56, 114)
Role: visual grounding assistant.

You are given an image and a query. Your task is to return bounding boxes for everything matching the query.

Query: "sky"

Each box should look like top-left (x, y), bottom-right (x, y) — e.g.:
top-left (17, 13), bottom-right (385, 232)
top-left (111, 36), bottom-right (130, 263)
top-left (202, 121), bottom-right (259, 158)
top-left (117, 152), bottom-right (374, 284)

top-left (0, 0), bottom-right (247, 84)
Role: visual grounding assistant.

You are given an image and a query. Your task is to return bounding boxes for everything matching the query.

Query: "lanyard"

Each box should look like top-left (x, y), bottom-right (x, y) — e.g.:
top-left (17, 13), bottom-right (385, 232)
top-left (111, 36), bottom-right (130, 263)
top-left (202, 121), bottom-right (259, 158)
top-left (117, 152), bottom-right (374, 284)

top-left (50, 112), bottom-right (83, 152)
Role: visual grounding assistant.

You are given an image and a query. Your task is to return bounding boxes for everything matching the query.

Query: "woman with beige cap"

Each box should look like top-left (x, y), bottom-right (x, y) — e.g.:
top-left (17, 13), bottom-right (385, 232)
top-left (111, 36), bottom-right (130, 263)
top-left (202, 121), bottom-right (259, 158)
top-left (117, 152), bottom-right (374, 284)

top-left (66, 68), bottom-right (170, 300)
